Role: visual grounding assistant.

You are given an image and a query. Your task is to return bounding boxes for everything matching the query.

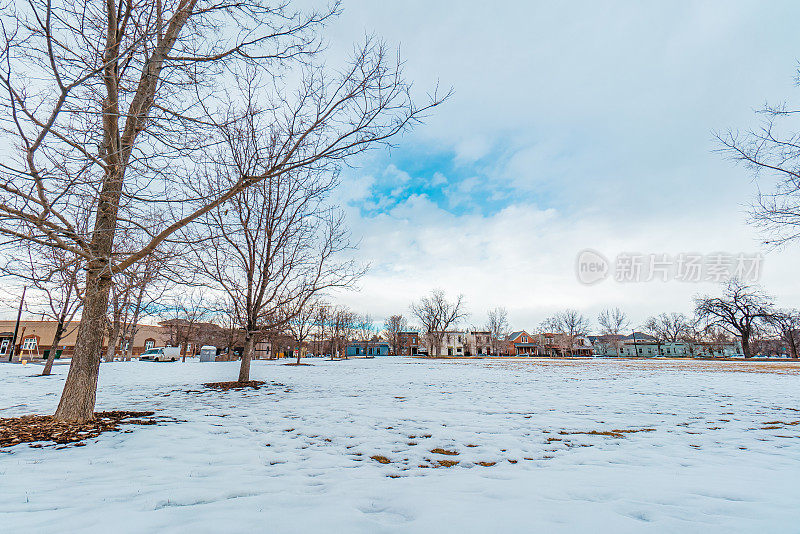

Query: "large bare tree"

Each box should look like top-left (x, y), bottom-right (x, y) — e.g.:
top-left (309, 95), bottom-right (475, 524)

top-left (410, 289), bottom-right (467, 357)
top-left (694, 279), bottom-right (773, 358)
top-left (194, 128), bottom-right (364, 381)
top-left (0, 1), bottom-right (444, 420)
top-left (716, 63), bottom-right (800, 245)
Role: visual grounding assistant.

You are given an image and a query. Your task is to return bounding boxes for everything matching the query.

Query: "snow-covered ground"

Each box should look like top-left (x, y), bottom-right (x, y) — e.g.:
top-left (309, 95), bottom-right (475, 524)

top-left (2, 357), bottom-right (800, 533)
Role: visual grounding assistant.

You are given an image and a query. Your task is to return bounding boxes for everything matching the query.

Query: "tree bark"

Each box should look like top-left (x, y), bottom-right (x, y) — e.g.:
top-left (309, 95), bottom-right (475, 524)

top-left (42, 319), bottom-right (65, 376)
top-left (238, 335), bottom-right (254, 382)
top-left (741, 332), bottom-right (752, 358)
top-left (106, 318), bottom-right (121, 362)
top-left (54, 268), bottom-right (112, 422)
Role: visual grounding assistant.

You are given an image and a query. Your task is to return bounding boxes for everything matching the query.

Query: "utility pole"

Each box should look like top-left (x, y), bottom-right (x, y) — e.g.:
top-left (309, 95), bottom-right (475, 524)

top-left (8, 286), bottom-right (26, 362)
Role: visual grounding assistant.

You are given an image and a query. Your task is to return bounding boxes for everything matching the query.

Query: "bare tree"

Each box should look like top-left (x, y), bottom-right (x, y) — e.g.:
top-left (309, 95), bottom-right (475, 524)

top-left (716, 64), bottom-right (800, 245)
top-left (285, 299), bottom-right (321, 365)
top-left (765, 309), bottom-right (800, 359)
top-left (353, 314), bottom-right (376, 357)
top-left (542, 309), bottom-right (590, 356)
top-left (0, 1), bottom-right (445, 420)
top-left (694, 278), bottom-right (773, 358)
top-left (485, 307), bottom-right (509, 356)
top-left (410, 289), bottom-right (467, 357)
top-left (313, 302), bottom-right (331, 357)
top-left (597, 307), bottom-right (629, 356)
top-left (383, 314), bottom-right (408, 355)
top-left (643, 312), bottom-right (691, 343)
top-left (194, 125), bottom-right (364, 381)
top-left (159, 291), bottom-right (214, 361)
top-left (329, 305), bottom-right (356, 359)
top-left (1, 245), bottom-right (84, 375)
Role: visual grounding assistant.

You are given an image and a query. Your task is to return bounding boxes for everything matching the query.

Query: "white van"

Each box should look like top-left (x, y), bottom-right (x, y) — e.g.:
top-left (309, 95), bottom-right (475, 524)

top-left (140, 347), bottom-right (181, 362)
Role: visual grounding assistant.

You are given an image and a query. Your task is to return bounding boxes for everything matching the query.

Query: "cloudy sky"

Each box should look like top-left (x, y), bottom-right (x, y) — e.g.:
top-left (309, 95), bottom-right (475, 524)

top-left (318, 0), bottom-right (800, 330)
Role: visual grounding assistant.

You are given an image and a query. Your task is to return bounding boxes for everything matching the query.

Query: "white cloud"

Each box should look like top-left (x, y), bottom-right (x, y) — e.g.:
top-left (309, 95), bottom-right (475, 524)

top-left (333, 190), bottom-right (800, 331)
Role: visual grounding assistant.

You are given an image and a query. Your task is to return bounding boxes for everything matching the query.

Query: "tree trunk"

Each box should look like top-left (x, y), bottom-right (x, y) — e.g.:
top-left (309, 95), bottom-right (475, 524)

top-left (42, 319), bottom-right (66, 376)
top-left (54, 269), bottom-right (112, 422)
top-left (106, 319), bottom-right (121, 362)
top-left (238, 335), bottom-right (254, 382)
top-left (296, 345), bottom-right (302, 365)
top-left (741, 332), bottom-right (752, 358)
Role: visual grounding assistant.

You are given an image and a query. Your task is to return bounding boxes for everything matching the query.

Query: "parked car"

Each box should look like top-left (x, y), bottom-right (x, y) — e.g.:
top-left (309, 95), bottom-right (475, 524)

top-left (140, 347), bottom-right (180, 362)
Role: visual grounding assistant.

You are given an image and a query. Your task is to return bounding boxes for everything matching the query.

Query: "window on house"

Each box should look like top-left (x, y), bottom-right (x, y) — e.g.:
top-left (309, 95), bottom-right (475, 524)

top-left (22, 337), bottom-right (37, 351)
top-left (145, 339), bottom-right (155, 350)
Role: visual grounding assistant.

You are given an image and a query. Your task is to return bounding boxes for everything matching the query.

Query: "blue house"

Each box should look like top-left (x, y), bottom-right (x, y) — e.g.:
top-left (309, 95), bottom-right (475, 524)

top-left (345, 342), bottom-right (390, 357)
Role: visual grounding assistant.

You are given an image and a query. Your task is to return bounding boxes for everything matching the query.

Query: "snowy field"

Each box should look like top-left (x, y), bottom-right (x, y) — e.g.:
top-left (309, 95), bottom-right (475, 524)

top-left (2, 357), bottom-right (800, 533)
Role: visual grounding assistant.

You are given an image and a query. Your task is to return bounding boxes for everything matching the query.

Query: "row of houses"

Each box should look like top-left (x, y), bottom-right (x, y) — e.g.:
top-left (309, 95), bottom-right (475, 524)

top-left (392, 329), bottom-right (741, 358)
top-left (391, 330), bottom-right (593, 357)
top-left (1, 319), bottom-right (744, 362)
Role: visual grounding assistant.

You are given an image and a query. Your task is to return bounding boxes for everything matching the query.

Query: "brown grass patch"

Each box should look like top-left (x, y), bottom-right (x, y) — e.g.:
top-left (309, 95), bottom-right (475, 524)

top-left (476, 461), bottom-right (496, 467)
top-left (430, 448), bottom-right (459, 455)
top-left (436, 460), bottom-right (459, 467)
top-left (559, 428), bottom-right (655, 439)
top-left (283, 363), bottom-right (311, 366)
top-left (764, 420), bottom-right (800, 426)
top-left (1, 411), bottom-right (157, 448)
top-left (507, 459), bottom-right (518, 464)
top-left (203, 380), bottom-right (266, 390)
top-left (371, 455), bottom-right (391, 464)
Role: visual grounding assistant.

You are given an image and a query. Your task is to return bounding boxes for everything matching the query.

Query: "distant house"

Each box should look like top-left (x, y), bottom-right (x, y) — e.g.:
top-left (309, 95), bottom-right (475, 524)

top-left (589, 334), bottom-right (625, 357)
top-left (397, 331), bottom-right (420, 356)
top-left (466, 331), bottom-right (492, 355)
top-left (424, 331), bottom-right (468, 357)
top-left (346, 341), bottom-right (390, 357)
top-left (507, 331), bottom-right (537, 356)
